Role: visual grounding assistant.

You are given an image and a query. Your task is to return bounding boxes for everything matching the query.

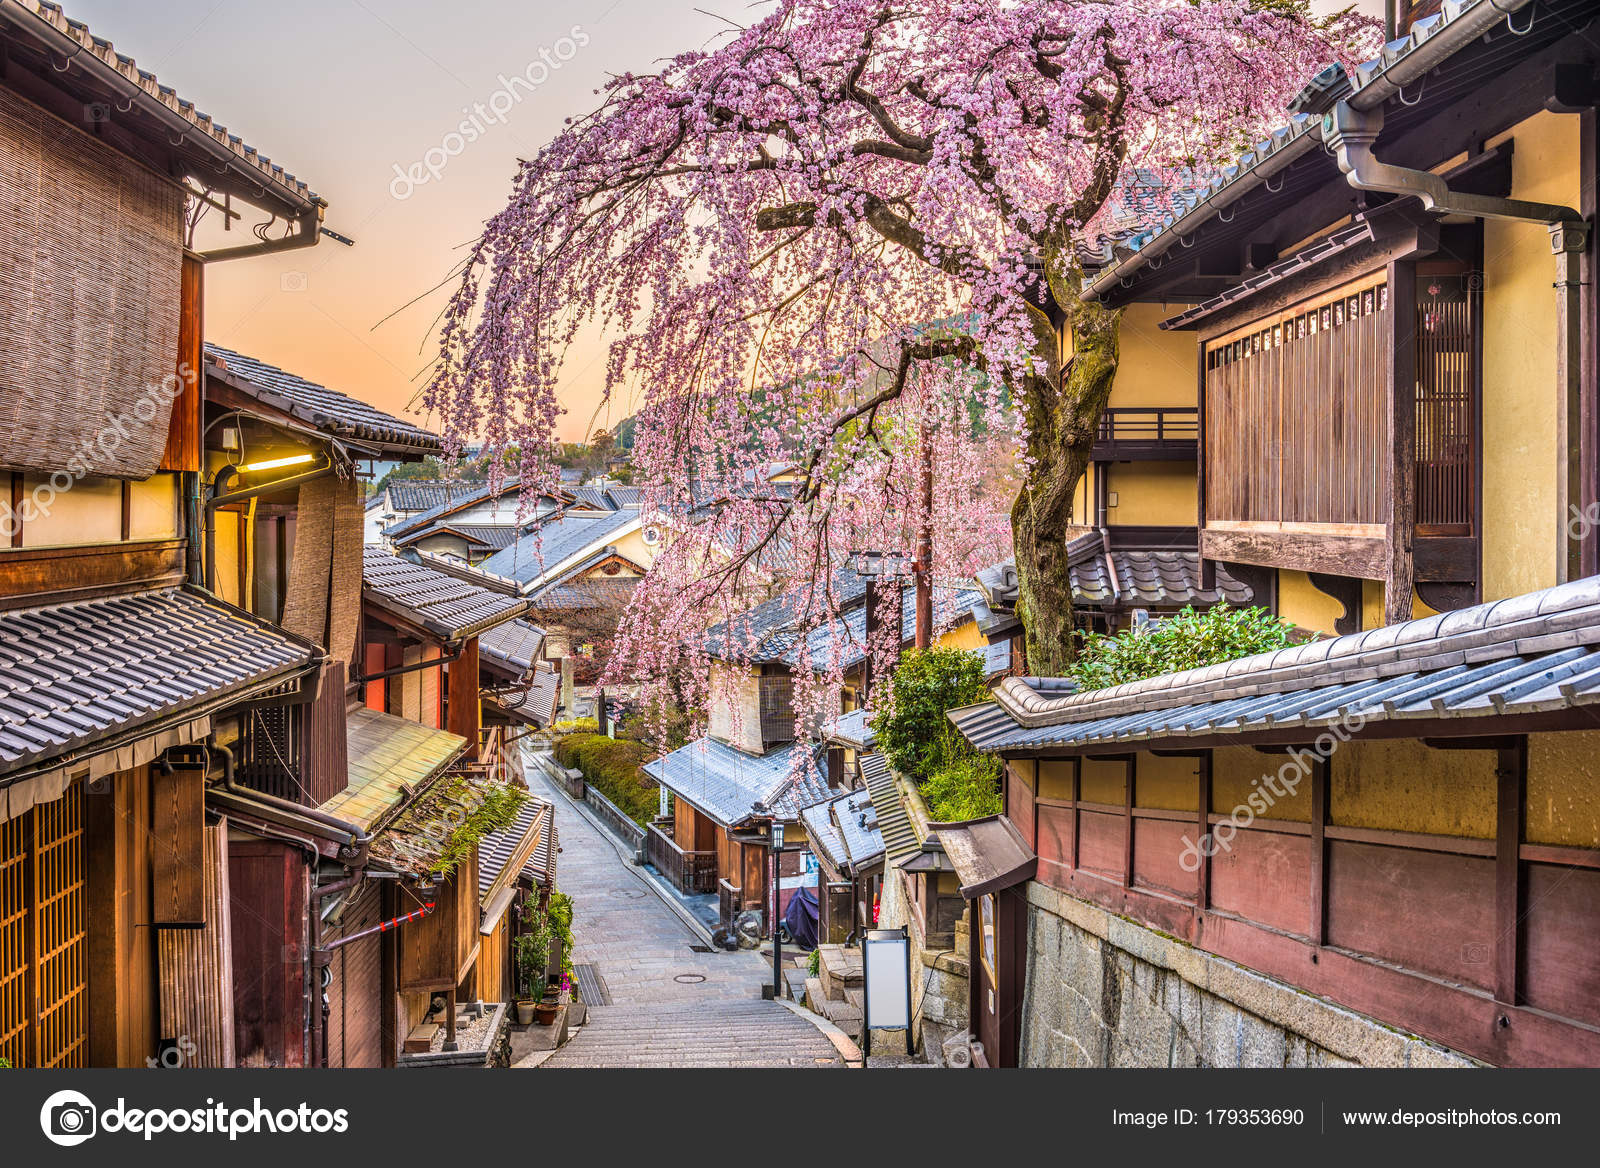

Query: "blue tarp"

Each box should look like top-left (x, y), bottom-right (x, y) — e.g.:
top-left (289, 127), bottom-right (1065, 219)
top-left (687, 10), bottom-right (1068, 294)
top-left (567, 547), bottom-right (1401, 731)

top-left (784, 886), bottom-right (819, 951)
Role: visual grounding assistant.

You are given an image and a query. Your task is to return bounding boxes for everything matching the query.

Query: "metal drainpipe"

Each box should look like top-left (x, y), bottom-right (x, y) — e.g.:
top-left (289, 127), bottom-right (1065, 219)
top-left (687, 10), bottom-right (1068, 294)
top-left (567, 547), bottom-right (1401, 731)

top-left (1324, 98), bottom-right (1591, 583)
top-left (212, 743), bottom-right (372, 864)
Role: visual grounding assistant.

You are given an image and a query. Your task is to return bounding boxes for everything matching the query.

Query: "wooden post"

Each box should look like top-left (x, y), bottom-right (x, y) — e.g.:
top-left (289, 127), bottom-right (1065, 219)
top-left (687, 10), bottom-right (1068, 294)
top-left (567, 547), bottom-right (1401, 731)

top-left (863, 576), bottom-right (879, 699)
top-left (1552, 221), bottom-right (1590, 583)
top-left (1494, 738), bottom-right (1528, 1006)
top-left (1309, 753), bottom-right (1329, 947)
top-left (1580, 109), bottom-right (1599, 579)
top-left (1122, 755), bottom-right (1136, 890)
top-left (1384, 260), bottom-right (1417, 625)
top-left (448, 636), bottom-right (481, 761)
top-left (1196, 751), bottom-right (1212, 912)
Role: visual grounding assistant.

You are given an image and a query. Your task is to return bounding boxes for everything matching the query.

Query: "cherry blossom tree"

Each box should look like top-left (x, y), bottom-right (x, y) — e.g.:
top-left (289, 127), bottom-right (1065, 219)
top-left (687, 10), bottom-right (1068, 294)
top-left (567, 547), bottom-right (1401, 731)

top-left (429, 0), bottom-right (1373, 677)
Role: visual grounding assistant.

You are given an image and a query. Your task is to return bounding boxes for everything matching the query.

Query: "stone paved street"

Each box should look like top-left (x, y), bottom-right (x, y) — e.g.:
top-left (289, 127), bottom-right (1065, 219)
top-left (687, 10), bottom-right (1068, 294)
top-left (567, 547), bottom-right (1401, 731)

top-left (525, 749), bottom-right (846, 1068)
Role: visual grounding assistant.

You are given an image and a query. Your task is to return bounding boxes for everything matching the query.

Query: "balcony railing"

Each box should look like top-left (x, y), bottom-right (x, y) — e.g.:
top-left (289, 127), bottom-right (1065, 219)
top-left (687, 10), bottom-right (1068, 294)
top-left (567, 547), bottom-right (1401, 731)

top-left (1092, 407), bottom-right (1199, 461)
top-left (646, 821), bottom-right (717, 894)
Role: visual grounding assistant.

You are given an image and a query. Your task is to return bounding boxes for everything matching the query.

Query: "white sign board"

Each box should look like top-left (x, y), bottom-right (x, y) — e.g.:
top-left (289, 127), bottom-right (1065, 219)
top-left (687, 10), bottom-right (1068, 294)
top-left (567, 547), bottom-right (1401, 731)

top-left (862, 929), bottom-right (911, 1031)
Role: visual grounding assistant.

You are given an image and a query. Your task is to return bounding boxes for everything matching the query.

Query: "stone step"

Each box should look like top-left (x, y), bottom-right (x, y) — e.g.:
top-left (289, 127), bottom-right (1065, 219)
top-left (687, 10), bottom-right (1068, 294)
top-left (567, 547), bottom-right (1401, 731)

top-left (844, 987), bottom-right (864, 1012)
top-left (817, 943), bottom-right (862, 1001)
top-left (804, 976), bottom-right (827, 1013)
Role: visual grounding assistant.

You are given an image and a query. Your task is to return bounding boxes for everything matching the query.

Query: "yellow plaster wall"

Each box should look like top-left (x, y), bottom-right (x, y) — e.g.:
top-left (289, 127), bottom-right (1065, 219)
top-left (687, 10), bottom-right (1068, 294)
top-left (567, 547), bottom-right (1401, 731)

top-left (1211, 745), bottom-right (1312, 822)
top-left (1482, 110), bottom-right (1580, 602)
top-left (1330, 739), bottom-right (1496, 839)
top-left (1079, 757), bottom-right (1126, 805)
top-left (1135, 752), bottom-right (1199, 812)
top-left (1106, 303), bottom-right (1197, 408)
top-left (1276, 570), bottom-right (1344, 637)
top-left (213, 512), bottom-right (242, 607)
top-left (1104, 461), bottom-right (1197, 525)
top-left (707, 661), bottom-right (762, 754)
top-left (128, 474), bottom-right (179, 540)
top-left (1526, 731), bottom-right (1600, 848)
top-left (1037, 759), bottom-right (1073, 801)
top-left (934, 620), bottom-right (984, 652)
top-left (19, 475), bottom-right (121, 546)
top-left (610, 526), bottom-right (657, 568)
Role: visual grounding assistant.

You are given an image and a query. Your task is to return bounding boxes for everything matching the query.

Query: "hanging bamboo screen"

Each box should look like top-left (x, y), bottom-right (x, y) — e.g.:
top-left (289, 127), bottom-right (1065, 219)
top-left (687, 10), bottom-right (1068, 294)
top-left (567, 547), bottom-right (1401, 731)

top-left (0, 87), bottom-right (184, 479)
top-left (1205, 273), bottom-right (1389, 530)
top-left (0, 787), bottom-right (87, 1067)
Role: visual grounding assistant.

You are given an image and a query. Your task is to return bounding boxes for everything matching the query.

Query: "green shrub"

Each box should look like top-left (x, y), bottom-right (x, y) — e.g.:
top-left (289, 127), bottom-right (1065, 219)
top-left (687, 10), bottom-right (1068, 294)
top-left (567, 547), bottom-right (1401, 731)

top-left (1065, 604), bottom-right (1296, 693)
top-left (552, 716), bottom-right (599, 735)
top-left (870, 647), bottom-right (990, 780)
top-left (553, 732), bottom-right (659, 825)
top-left (807, 947), bottom-right (821, 977)
top-left (922, 751), bottom-right (1003, 823)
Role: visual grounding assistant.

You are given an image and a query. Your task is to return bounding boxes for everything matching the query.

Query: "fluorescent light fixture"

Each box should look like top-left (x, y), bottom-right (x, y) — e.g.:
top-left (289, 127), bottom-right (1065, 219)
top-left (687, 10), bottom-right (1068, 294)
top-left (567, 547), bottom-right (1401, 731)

top-left (240, 453), bottom-right (316, 473)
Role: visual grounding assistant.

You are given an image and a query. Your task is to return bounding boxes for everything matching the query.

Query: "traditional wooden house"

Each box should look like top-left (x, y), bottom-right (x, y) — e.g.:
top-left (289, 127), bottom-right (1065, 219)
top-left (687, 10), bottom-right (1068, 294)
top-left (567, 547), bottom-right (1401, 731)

top-left (381, 477), bottom-right (596, 564)
top-left (940, 0), bottom-right (1600, 1069)
top-left (0, 0), bottom-right (337, 1068)
top-left (474, 792), bottom-right (558, 1006)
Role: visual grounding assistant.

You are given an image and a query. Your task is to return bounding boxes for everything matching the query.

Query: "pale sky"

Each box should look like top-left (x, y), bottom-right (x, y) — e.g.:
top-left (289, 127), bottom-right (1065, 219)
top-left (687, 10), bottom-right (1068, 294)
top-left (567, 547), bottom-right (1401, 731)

top-left (69, 0), bottom-right (1385, 443)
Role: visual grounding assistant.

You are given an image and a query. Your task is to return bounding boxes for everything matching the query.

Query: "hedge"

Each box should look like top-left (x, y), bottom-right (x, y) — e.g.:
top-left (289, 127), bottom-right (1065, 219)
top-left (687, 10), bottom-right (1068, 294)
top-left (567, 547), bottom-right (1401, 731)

top-left (553, 733), bottom-right (660, 826)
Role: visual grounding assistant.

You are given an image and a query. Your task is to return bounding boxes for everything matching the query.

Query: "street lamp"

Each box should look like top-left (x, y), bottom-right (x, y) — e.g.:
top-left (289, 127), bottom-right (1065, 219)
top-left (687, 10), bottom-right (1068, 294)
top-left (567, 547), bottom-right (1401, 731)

top-left (770, 819), bottom-right (785, 1001)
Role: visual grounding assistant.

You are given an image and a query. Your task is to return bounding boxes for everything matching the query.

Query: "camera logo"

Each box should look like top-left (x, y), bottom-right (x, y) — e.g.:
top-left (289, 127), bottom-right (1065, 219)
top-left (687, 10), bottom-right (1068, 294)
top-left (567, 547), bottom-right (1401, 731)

top-left (40, 1090), bottom-right (97, 1147)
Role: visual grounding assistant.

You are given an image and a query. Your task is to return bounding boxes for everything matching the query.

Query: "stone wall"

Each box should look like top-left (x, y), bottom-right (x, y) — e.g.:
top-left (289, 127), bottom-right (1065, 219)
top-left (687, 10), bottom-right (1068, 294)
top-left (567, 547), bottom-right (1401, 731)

top-left (1021, 883), bottom-right (1479, 1069)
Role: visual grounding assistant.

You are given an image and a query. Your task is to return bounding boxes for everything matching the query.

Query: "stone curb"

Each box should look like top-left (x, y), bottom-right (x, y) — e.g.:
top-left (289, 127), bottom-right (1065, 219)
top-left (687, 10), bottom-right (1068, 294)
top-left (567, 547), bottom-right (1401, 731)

top-left (774, 998), bottom-right (862, 1067)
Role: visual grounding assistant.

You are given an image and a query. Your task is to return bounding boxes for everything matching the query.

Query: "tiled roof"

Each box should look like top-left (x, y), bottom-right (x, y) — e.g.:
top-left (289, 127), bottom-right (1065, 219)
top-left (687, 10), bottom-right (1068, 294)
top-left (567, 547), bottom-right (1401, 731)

top-left (392, 522), bottom-right (523, 552)
top-left (952, 575), bottom-right (1600, 754)
top-left (0, 587), bottom-right (317, 778)
top-left (385, 481), bottom-right (480, 514)
top-left (204, 345), bottom-right (441, 455)
top-left (477, 619), bottom-right (547, 676)
top-left (859, 752), bottom-right (917, 868)
top-left (478, 509), bottom-right (641, 589)
top-left (643, 737), bottom-right (831, 827)
top-left (1082, 0), bottom-right (1540, 301)
top-left (363, 548), bottom-right (529, 641)
top-left (382, 477), bottom-right (562, 540)
top-left (527, 577), bottom-right (638, 615)
top-left (367, 771), bottom-right (524, 880)
top-left (802, 785), bottom-right (885, 874)
top-left (569, 486), bottom-right (618, 511)
top-left (826, 708), bottom-right (878, 750)
top-left (704, 570), bottom-right (869, 663)
top-left (325, 707), bottom-right (466, 831)
top-left (478, 794), bottom-right (553, 899)
top-left (977, 543), bottom-right (1253, 613)
top-left (787, 586), bottom-right (984, 672)
top-left (490, 669), bottom-right (560, 729)
top-left (6, 2), bottom-right (319, 210)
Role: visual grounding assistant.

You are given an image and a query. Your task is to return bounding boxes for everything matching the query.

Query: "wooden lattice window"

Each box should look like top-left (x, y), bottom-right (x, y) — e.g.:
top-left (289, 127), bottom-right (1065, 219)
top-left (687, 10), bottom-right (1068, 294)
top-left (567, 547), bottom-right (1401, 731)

top-left (0, 787), bottom-right (87, 1068)
top-left (1414, 269), bottom-right (1477, 533)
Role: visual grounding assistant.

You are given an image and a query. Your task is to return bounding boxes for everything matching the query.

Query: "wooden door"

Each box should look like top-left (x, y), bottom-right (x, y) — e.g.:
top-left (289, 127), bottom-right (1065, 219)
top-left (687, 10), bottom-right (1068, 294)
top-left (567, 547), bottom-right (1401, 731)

top-left (971, 889), bottom-right (1027, 1068)
top-left (0, 787), bottom-right (88, 1067)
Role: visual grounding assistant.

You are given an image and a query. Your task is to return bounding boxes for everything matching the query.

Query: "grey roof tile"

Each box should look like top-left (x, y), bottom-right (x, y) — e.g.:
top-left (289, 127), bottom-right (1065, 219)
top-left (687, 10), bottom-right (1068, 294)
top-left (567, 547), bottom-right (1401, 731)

top-left (478, 509), bottom-right (640, 588)
top-left (0, 587), bottom-right (316, 776)
top-left (363, 548), bottom-right (529, 641)
top-left (643, 737), bottom-right (831, 826)
top-left (205, 345), bottom-right (441, 454)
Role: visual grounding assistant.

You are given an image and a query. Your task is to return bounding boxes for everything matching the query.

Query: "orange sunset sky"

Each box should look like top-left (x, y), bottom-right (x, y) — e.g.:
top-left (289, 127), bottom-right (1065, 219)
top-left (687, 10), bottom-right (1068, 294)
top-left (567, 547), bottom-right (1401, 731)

top-left (70, 0), bottom-right (1384, 445)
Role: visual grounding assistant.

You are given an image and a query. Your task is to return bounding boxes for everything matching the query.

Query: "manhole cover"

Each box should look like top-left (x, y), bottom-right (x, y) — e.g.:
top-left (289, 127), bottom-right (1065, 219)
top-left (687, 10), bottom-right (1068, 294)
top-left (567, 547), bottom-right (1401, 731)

top-left (611, 887), bottom-right (647, 900)
top-left (673, 973), bottom-right (706, 984)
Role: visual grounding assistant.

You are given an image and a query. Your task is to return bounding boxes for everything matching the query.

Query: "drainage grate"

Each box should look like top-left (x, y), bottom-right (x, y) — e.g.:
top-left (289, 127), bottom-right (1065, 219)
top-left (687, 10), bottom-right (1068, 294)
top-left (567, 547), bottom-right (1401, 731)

top-left (573, 963), bottom-right (611, 1006)
top-left (688, 944), bottom-right (714, 953)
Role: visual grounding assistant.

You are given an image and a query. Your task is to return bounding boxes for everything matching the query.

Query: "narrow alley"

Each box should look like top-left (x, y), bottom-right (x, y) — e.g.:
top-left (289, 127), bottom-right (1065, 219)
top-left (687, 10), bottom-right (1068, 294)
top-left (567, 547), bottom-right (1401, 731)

top-left (522, 750), bottom-right (849, 1068)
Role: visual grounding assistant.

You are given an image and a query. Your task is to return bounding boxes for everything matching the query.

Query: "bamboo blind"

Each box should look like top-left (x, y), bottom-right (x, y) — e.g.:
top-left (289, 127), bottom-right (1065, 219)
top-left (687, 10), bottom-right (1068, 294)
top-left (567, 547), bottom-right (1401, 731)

top-left (1205, 273), bottom-right (1389, 528)
top-left (0, 87), bottom-right (184, 478)
top-left (0, 786), bottom-right (87, 1067)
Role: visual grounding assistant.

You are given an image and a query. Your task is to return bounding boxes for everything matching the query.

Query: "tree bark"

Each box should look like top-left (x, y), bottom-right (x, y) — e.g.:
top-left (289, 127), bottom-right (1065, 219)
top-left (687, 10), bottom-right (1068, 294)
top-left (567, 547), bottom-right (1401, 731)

top-left (1010, 283), bottom-right (1121, 678)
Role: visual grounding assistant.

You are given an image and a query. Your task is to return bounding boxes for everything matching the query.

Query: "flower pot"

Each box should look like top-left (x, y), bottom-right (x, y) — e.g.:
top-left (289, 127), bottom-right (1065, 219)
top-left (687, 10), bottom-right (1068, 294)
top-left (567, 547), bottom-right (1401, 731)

top-left (516, 1000), bottom-right (537, 1026)
top-left (533, 1000), bottom-right (560, 1026)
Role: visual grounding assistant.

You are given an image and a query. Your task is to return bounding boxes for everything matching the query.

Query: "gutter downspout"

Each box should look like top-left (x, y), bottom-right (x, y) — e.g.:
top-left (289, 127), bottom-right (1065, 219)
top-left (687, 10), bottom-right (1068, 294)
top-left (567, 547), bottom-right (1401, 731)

top-left (1325, 99), bottom-right (1591, 584)
top-left (198, 207), bottom-right (323, 265)
top-left (212, 743), bottom-right (372, 865)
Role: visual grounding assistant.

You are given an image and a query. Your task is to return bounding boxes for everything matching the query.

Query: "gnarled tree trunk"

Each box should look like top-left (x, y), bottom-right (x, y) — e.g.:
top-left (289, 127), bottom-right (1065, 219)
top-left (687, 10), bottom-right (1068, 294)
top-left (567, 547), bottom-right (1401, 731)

top-left (1011, 285), bottom-right (1121, 678)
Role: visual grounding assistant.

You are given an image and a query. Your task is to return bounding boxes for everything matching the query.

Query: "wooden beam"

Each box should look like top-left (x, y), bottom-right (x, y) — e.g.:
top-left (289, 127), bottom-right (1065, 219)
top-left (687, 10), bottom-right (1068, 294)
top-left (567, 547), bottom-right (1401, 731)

top-left (151, 765), bottom-right (206, 927)
top-left (1384, 260), bottom-right (1417, 625)
top-left (447, 635), bottom-right (482, 761)
top-left (1310, 754), bottom-right (1328, 947)
top-left (1122, 755), bottom-right (1135, 890)
top-left (1201, 528), bottom-right (1388, 579)
top-left (1196, 751), bottom-right (1212, 912)
top-left (1494, 738), bottom-right (1528, 1007)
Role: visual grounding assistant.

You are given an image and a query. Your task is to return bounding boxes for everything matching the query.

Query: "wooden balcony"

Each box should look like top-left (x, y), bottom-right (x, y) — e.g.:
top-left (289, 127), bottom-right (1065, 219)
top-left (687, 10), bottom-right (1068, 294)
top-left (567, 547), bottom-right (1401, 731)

top-left (1092, 407), bottom-right (1198, 462)
top-left (646, 820), bottom-right (717, 894)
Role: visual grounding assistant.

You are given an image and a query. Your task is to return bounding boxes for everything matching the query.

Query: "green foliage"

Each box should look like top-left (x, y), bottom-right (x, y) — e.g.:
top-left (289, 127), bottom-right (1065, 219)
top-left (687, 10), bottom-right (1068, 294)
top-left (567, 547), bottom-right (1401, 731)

top-left (552, 716), bottom-right (599, 735)
top-left (807, 947), bottom-right (821, 978)
top-left (870, 647), bottom-right (990, 780)
top-left (1065, 605), bottom-right (1296, 693)
top-left (553, 732), bottom-right (659, 825)
top-left (547, 889), bottom-right (576, 980)
top-left (514, 899), bottom-right (554, 1000)
top-left (922, 751), bottom-right (1003, 823)
top-left (431, 782), bottom-right (527, 877)
top-left (0, 1056), bottom-right (10, 1068)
